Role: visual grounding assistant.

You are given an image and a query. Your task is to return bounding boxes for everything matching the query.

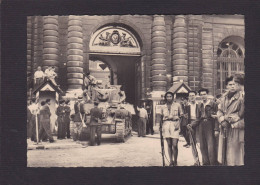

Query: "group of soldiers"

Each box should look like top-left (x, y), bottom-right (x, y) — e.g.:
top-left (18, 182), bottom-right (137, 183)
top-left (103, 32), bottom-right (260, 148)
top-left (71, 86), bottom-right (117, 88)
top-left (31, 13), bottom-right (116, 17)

top-left (157, 72), bottom-right (244, 166)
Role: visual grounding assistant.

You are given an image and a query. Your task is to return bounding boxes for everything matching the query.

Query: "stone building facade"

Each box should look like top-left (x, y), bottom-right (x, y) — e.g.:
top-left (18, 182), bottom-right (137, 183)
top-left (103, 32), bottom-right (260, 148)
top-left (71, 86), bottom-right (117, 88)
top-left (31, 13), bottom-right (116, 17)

top-left (27, 15), bottom-right (244, 105)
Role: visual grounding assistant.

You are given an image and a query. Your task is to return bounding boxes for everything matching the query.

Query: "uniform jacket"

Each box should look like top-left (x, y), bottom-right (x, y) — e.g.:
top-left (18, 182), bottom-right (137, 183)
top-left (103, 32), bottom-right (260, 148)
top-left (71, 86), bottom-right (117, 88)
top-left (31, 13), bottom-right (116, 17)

top-left (56, 106), bottom-right (65, 118)
top-left (90, 107), bottom-right (102, 125)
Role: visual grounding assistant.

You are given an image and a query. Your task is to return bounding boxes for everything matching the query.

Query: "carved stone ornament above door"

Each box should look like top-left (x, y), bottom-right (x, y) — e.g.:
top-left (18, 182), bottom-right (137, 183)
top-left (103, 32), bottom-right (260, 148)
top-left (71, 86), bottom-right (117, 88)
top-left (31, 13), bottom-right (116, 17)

top-left (89, 26), bottom-right (141, 56)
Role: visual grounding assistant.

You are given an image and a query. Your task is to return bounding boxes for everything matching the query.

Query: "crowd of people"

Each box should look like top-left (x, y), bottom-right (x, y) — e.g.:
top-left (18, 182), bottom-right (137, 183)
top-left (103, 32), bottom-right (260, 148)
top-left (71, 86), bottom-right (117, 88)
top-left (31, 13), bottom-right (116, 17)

top-left (157, 73), bottom-right (244, 166)
top-left (28, 66), bottom-right (244, 166)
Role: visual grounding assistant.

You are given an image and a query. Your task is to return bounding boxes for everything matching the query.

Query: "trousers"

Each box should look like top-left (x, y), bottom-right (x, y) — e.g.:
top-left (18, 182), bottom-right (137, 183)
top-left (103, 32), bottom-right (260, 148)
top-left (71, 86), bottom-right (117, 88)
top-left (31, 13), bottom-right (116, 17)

top-left (137, 117), bottom-right (146, 137)
top-left (199, 119), bottom-right (216, 165)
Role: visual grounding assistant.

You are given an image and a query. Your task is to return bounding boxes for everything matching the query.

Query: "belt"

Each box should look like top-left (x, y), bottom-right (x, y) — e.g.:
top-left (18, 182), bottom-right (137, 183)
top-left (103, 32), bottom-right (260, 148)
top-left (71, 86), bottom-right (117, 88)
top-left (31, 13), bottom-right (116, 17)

top-left (201, 118), bottom-right (210, 121)
top-left (165, 119), bottom-right (179, 122)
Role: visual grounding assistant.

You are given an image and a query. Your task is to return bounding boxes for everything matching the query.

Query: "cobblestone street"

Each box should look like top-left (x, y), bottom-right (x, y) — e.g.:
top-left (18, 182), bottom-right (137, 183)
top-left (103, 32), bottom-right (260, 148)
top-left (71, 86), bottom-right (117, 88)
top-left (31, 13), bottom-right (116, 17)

top-left (27, 131), bottom-right (202, 167)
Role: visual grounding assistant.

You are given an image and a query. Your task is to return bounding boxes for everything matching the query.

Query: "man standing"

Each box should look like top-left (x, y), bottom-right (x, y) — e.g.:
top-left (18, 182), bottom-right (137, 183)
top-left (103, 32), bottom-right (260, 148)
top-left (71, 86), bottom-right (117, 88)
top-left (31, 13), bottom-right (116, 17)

top-left (56, 99), bottom-right (66, 139)
top-left (28, 97), bottom-right (39, 142)
top-left (217, 75), bottom-right (244, 166)
top-left (64, 100), bottom-right (71, 139)
top-left (185, 91), bottom-right (200, 165)
top-left (89, 101), bottom-right (102, 146)
top-left (192, 88), bottom-right (218, 165)
top-left (34, 66), bottom-right (45, 86)
top-left (145, 104), bottom-right (154, 135)
top-left (137, 105), bottom-right (148, 137)
top-left (39, 100), bottom-right (55, 143)
top-left (158, 91), bottom-right (183, 166)
top-left (72, 96), bottom-right (85, 141)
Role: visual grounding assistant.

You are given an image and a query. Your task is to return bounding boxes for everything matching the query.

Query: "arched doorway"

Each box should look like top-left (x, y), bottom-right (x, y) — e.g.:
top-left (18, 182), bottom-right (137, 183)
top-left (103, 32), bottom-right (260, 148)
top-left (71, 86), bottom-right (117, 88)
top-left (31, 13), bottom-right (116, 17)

top-left (216, 36), bottom-right (245, 94)
top-left (88, 25), bottom-right (142, 105)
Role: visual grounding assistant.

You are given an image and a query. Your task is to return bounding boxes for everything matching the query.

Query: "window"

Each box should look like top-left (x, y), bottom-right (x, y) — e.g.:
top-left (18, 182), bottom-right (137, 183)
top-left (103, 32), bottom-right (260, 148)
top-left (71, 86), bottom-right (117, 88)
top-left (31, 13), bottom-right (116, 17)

top-left (217, 41), bottom-right (244, 94)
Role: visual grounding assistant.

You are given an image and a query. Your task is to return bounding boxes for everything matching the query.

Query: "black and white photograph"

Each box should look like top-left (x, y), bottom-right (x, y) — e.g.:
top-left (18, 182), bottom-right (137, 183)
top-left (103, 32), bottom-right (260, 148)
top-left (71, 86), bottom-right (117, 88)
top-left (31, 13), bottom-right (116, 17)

top-left (26, 15), bottom-right (245, 167)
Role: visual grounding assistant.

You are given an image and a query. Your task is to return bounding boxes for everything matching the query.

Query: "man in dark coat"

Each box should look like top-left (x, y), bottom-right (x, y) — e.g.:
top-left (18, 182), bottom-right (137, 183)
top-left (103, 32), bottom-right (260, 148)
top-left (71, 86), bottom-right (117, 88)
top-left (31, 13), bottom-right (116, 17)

top-left (89, 101), bottom-right (102, 146)
top-left (146, 104), bottom-right (154, 135)
top-left (56, 99), bottom-right (66, 139)
top-left (39, 100), bottom-right (55, 143)
top-left (64, 100), bottom-right (71, 139)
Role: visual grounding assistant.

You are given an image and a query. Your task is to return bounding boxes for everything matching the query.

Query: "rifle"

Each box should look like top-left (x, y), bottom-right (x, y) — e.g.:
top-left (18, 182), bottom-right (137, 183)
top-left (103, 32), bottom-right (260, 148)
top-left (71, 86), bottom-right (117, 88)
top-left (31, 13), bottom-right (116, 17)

top-left (35, 113), bottom-right (39, 144)
top-left (222, 127), bottom-right (227, 165)
top-left (159, 115), bottom-right (165, 167)
top-left (188, 127), bottom-right (200, 166)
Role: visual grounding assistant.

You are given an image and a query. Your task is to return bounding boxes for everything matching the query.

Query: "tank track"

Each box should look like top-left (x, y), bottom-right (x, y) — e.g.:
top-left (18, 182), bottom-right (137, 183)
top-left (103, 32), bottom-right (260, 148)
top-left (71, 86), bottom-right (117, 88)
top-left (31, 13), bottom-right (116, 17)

top-left (116, 120), bottom-right (125, 142)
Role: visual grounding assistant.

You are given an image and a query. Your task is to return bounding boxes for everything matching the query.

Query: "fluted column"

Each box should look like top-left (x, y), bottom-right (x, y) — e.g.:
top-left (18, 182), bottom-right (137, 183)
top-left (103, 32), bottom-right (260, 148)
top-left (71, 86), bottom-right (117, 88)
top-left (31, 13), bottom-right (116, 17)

top-left (27, 16), bottom-right (32, 86)
top-left (33, 16), bottom-right (39, 73)
top-left (67, 15), bottom-right (84, 91)
top-left (202, 22), bottom-right (214, 94)
top-left (42, 16), bottom-right (59, 72)
top-left (151, 15), bottom-right (167, 92)
top-left (172, 15), bottom-right (188, 84)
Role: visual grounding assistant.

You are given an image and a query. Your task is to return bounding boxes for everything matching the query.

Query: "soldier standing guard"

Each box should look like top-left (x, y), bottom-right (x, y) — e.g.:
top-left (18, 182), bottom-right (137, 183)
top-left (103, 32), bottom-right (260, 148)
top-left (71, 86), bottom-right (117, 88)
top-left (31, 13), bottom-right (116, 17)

top-left (56, 99), bottom-right (66, 139)
top-left (89, 101), bottom-right (102, 146)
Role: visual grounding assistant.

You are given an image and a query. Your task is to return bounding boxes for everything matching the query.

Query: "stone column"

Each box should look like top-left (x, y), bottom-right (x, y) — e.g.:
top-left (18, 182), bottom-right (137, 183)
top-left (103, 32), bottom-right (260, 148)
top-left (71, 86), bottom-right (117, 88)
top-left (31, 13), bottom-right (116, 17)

top-left (42, 16), bottom-right (59, 72)
top-left (27, 16), bottom-right (32, 86)
top-left (35, 16), bottom-right (44, 71)
top-left (141, 55), bottom-right (146, 99)
top-left (151, 15), bottom-right (167, 94)
top-left (187, 15), bottom-right (203, 91)
top-left (67, 15), bottom-right (84, 91)
top-left (202, 22), bottom-right (214, 94)
top-left (172, 15), bottom-right (188, 84)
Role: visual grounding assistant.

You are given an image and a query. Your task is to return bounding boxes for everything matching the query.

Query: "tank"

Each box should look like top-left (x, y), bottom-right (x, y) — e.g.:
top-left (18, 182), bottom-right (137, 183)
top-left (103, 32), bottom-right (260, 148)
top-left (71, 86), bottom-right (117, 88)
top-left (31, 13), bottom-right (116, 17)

top-left (81, 85), bottom-right (134, 142)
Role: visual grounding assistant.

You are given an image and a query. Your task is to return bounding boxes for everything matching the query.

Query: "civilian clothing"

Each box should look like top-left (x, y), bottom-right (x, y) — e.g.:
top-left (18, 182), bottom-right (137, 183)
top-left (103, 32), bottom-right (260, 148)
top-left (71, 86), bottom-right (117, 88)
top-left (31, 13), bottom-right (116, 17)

top-left (138, 108), bottom-right (148, 119)
top-left (198, 100), bottom-right (218, 165)
top-left (160, 102), bottom-right (183, 139)
top-left (71, 122), bottom-right (83, 141)
top-left (28, 103), bottom-right (39, 142)
top-left (137, 117), bottom-right (147, 137)
top-left (39, 105), bottom-right (53, 141)
top-left (217, 91), bottom-right (244, 166)
top-left (162, 120), bottom-right (180, 139)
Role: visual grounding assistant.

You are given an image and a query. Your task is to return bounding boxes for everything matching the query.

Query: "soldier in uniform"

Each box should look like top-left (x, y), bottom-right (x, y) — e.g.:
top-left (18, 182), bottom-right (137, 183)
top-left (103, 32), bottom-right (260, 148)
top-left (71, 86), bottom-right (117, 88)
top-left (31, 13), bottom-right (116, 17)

top-left (89, 101), bottom-right (103, 146)
top-left (56, 99), bottom-right (66, 139)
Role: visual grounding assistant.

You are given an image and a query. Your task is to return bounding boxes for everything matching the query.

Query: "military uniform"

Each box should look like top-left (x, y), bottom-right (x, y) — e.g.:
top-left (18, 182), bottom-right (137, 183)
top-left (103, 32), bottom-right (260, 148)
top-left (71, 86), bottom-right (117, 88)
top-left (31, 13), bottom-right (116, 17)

top-left (89, 106), bottom-right (102, 146)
